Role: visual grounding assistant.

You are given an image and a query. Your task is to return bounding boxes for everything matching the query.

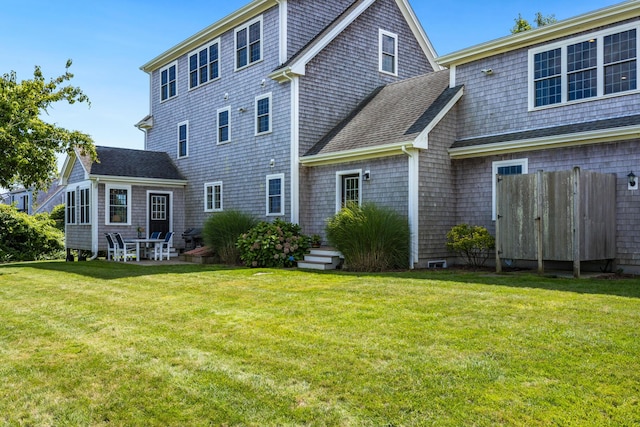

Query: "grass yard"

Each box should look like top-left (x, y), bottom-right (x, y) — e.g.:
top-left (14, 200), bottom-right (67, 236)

top-left (0, 261), bottom-right (639, 426)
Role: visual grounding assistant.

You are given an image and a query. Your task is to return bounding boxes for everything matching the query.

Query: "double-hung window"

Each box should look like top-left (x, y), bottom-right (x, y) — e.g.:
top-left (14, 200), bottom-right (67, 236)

top-left (160, 62), bottom-right (177, 102)
top-left (236, 16), bottom-right (262, 70)
top-left (255, 93), bottom-right (271, 135)
top-left (204, 182), bottom-right (223, 212)
top-left (79, 187), bottom-right (90, 224)
top-left (492, 159), bottom-right (528, 220)
top-left (106, 185), bottom-right (130, 225)
top-left (266, 174), bottom-right (284, 216)
top-left (217, 107), bottom-right (231, 144)
top-left (178, 121), bottom-right (189, 158)
top-left (530, 24), bottom-right (638, 109)
top-left (189, 39), bottom-right (220, 89)
top-left (379, 29), bottom-right (398, 75)
top-left (66, 190), bottom-right (76, 225)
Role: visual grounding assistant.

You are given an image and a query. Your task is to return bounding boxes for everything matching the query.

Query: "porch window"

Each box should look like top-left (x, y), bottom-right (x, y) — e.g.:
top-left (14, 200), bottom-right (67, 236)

top-left (106, 185), bottom-right (131, 225)
top-left (204, 182), bottom-right (223, 212)
top-left (266, 174), bottom-right (284, 216)
top-left (66, 190), bottom-right (76, 225)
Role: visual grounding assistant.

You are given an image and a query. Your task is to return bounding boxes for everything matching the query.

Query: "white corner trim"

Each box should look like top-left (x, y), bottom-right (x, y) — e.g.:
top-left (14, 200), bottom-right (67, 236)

top-left (407, 148), bottom-right (419, 269)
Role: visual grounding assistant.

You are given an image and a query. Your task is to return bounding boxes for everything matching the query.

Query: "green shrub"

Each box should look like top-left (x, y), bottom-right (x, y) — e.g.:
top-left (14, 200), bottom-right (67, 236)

top-left (237, 219), bottom-right (310, 268)
top-left (49, 204), bottom-right (66, 232)
top-left (325, 203), bottom-right (409, 272)
top-left (0, 204), bottom-right (64, 262)
top-left (446, 223), bottom-right (495, 268)
top-left (202, 210), bottom-right (257, 264)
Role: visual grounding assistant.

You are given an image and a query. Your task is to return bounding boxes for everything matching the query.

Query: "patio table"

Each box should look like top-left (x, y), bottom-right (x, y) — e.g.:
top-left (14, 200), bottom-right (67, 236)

top-left (126, 238), bottom-right (165, 261)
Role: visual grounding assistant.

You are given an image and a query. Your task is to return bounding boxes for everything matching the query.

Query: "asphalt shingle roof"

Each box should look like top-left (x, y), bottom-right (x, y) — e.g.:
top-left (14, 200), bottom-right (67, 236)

top-left (82, 146), bottom-right (185, 181)
top-left (451, 114), bottom-right (640, 149)
top-left (305, 70), bottom-right (458, 156)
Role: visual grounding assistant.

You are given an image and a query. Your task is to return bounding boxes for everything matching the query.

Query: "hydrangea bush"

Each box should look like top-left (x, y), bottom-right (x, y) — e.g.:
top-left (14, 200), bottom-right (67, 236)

top-left (237, 219), bottom-right (311, 268)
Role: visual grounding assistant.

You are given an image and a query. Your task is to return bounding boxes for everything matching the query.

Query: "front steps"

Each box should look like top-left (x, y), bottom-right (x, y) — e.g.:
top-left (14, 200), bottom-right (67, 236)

top-left (297, 247), bottom-right (343, 270)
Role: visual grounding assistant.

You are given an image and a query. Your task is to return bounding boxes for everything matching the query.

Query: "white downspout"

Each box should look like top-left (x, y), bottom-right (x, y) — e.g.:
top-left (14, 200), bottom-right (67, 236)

top-left (89, 178), bottom-right (100, 260)
top-left (402, 145), bottom-right (419, 269)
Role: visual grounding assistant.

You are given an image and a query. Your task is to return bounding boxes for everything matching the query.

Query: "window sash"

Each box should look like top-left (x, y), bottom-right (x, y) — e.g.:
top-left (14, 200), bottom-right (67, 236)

top-left (256, 94), bottom-right (271, 135)
top-left (109, 189), bottom-right (128, 224)
top-left (178, 122), bottom-right (188, 158)
top-left (66, 191), bottom-right (76, 225)
top-left (160, 63), bottom-right (177, 101)
top-left (218, 108), bottom-right (230, 144)
top-left (79, 188), bottom-right (90, 224)
top-left (379, 30), bottom-right (398, 75)
top-left (205, 182), bottom-right (223, 212)
top-left (266, 175), bottom-right (284, 216)
top-left (236, 17), bottom-right (262, 70)
top-left (189, 40), bottom-right (220, 89)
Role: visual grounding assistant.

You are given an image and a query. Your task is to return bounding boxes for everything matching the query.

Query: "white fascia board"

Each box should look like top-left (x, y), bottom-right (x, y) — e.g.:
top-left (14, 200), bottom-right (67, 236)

top-left (58, 154), bottom-right (75, 185)
top-left (395, 0), bottom-right (442, 71)
top-left (414, 87), bottom-right (464, 149)
top-left (448, 125), bottom-right (640, 159)
top-left (89, 175), bottom-right (188, 188)
top-left (141, 0), bottom-right (277, 72)
top-left (300, 141), bottom-right (417, 166)
top-left (438, 1), bottom-right (640, 68)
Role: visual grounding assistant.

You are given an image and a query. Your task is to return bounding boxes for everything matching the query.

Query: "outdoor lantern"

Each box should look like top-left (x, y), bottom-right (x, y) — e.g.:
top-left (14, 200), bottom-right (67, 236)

top-left (628, 171), bottom-right (637, 189)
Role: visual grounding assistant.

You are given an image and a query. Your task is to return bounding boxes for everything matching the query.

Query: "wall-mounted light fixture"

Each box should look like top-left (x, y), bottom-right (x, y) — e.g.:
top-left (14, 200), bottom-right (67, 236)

top-left (224, 92), bottom-right (229, 100)
top-left (481, 68), bottom-right (493, 75)
top-left (238, 107), bottom-right (246, 113)
top-left (270, 159), bottom-right (275, 168)
top-left (628, 171), bottom-right (637, 190)
top-left (363, 170), bottom-right (371, 181)
top-left (261, 79), bottom-right (266, 87)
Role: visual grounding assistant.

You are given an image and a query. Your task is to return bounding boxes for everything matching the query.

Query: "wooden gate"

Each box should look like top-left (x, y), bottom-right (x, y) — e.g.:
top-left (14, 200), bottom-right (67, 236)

top-left (496, 167), bottom-right (616, 277)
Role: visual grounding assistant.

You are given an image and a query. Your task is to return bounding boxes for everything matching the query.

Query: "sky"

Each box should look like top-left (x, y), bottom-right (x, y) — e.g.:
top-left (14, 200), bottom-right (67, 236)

top-left (0, 0), bottom-right (622, 168)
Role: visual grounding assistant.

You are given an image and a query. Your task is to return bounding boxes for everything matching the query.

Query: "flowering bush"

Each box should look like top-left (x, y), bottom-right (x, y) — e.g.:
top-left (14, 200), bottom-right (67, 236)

top-left (237, 219), bottom-right (310, 268)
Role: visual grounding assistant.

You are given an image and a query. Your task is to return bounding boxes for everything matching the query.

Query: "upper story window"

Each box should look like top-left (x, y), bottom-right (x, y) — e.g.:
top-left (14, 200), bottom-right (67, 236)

top-left (236, 16), bottom-right (262, 70)
top-left (217, 107), bottom-right (231, 144)
top-left (204, 182), bottom-right (223, 212)
top-left (255, 93), bottom-right (272, 135)
top-left (529, 23), bottom-right (638, 109)
top-left (189, 39), bottom-right (220, 90)
top-left (178, 121), bottom-right (189, 158)
top-left (379, 29), bottom-right (398, 75)
top-left (106, 185), bottom-right (131, 225)
top-left (160, 62), bottom-right (177, 102)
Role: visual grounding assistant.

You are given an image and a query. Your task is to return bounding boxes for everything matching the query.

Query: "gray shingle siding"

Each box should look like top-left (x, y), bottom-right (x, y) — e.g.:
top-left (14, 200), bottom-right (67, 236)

top-left (298, 0), bottom-right (433, 155)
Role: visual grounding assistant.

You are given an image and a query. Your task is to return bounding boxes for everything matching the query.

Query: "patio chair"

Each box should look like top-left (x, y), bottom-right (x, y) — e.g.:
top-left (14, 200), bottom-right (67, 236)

top-left (150, 231), bottom-right (161, 239)
top-left (154, 231), bottom-right (174, 261)
top-left (113, 233), bottom-right (136, 262)
top-left (105, 233), bottom-right (118, 261)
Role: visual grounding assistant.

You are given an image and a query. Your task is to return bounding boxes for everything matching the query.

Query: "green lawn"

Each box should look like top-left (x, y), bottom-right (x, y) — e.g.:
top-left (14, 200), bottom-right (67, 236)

top-left (0, 261), bottom-right (638, 426)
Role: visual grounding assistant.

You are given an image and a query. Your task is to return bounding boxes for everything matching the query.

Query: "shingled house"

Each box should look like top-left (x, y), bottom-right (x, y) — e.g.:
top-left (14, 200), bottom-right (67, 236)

top-left (61, 0), bottom-right (640, 272)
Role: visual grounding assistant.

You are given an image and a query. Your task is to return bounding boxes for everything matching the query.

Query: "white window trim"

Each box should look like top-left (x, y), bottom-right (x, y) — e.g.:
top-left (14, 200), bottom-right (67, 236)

top-left (177, 121), bottom-right (189, 159)
top-left (379, 29), bottom-right (398, 76)
top-left (204, 182), bottom-right (223, 212)
top-left (235, 15), bottom-right (263, 71)
top-left (105, 184), bottom-right (132, 226)
top-left (78, 184), bottom-right (91, 225)
top-left (335, 169), bottom-right (362, 213)
top-left (528, 22), bottom-right (639, 111)
top-left (159, 61), bottom-right (178, 103)
top-left (492, 159), bottom-right (528, 220)
top-left (65, 189), bottom-right (76, 225)
top-left (266, 173), bottom-right (285, 216)
top-left (217, 106), bottom-right (231, 145)
top-left (188, 39), bottom-right (221, 91)
top-left (255, 93), bottom-right (272, 136)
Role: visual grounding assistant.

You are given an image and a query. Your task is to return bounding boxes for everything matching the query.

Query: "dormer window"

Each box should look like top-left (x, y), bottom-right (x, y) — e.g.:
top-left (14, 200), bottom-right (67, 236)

top-left (529, 24), bottom-right (637, 109)
top-left (236, 16), bottom-right (262, 70)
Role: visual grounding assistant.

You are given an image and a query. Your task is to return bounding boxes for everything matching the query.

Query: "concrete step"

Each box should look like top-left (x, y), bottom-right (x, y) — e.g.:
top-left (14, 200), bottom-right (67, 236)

top-left (298, 247), bottom-right (343, 270)
top-left (309, 247), bottom-right (342, 257)
top-left (297, 260), bottom-right (335, 270)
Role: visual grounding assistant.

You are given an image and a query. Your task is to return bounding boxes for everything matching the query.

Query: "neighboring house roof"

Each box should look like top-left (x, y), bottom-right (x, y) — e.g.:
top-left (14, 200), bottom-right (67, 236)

top-left (449, 115), bottom-right (640, 159)
top-left (301, 70), bottom-right (463, 165)
top-left (438, 1), bottom-right (640, 67)
top-left (270, 0), bottom-right (440, 82)
top-left (60, 146), bottom-right (187, 185)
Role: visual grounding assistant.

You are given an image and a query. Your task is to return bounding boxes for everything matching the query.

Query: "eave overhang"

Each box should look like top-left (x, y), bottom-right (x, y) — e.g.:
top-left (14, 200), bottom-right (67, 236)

top-left (87, 174), bottom-right (188, 188)
top-left (438, 1), bottom-right (640, 68)
top-left (140, 0), bottom-right (277, 73)
top-left (300, 141), bottom-right (417, 166)
top-left (448, 124), bottom-right (640, 159)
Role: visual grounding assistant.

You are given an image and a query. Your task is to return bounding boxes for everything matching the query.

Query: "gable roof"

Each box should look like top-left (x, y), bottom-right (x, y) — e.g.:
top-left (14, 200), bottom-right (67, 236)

top-left (449, 114), bottom-right (640, 159)
top-left (301, 70), bottom-right (463, 165)
top-left (271, 0), bottom-right (440, 81)
top-left (438, 0), bottom-right (640, 68)
top-left (61, 146), bottom-right (187, 185)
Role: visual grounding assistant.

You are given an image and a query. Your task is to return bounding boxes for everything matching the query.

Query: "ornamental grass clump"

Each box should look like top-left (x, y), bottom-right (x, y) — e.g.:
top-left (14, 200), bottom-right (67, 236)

top-left (446, 223), bottom-right (495, 268)
top-left (202, 210), bottom-right (257, 264)
top-left (237, 218), bottom-right (310, 268)
top-left (326, 203), bottom-right (410, 272)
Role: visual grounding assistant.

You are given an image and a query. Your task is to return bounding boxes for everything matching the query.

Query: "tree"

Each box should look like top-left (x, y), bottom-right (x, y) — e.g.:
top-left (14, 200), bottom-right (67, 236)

top-left (0, 60), bottom-right (96, 191)
top-left (511, 12), bottom-right (557, 34)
